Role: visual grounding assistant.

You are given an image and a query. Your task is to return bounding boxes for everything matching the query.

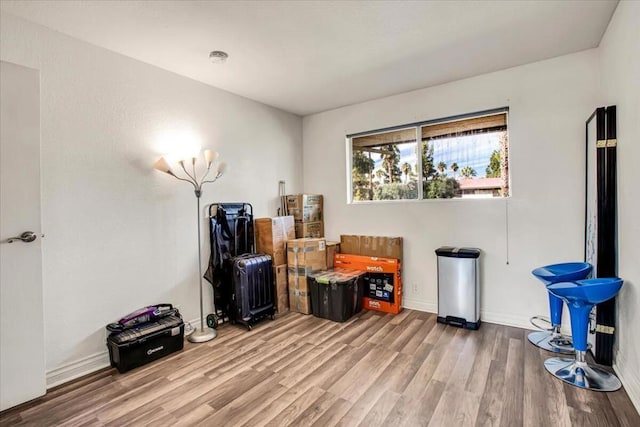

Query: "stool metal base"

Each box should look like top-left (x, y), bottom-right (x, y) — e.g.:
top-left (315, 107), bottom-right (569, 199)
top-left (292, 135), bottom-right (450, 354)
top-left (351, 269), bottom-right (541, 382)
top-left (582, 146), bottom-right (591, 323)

top-left (544, 357), bottom-right (622, 391)
top-left (528, 331), bottom-right (574, 354)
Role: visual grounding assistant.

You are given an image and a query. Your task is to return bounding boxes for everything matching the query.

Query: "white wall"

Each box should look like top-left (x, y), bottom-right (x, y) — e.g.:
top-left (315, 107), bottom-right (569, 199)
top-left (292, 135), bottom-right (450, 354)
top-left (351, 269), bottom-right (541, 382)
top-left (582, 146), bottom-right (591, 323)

top-left (0, 13), bottom-right (302, 386)
top-left (599, 1), bottom-right (640, 411)
top-left (303, 50), bottom-right (600, 327)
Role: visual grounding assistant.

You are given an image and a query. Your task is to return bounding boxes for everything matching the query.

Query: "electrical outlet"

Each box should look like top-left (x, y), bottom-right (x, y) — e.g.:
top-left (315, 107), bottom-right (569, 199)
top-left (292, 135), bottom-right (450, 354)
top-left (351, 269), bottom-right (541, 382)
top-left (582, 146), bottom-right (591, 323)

top-left (412, 282), bottom-right (419, 294)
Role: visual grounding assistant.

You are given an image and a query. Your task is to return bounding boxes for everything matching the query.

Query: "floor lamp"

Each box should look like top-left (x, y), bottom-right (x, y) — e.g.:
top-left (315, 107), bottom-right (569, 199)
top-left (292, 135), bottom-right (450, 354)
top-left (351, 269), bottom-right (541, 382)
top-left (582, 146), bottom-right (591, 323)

top-left (153, 151), bottom-right (226, 343)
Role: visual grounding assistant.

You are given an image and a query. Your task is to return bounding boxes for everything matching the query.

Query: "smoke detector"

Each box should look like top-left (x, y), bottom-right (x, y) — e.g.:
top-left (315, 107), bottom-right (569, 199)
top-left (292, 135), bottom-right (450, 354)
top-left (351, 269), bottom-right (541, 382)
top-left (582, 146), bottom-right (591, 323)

top-left (209, 51), bottom-right (229, 64)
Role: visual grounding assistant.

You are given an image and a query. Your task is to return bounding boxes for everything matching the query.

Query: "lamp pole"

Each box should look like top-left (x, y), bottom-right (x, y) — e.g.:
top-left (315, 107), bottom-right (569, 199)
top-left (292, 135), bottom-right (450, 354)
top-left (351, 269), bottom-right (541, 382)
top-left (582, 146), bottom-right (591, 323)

top-left (189, 186), bottom-right (215, 342)
top-left (153, 151), bottom-right (226, 343)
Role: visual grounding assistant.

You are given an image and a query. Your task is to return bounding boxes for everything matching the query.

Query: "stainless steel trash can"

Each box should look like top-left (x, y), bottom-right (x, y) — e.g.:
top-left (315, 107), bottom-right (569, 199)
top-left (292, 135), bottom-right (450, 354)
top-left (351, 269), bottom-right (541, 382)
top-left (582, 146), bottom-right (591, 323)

top-left (436, 247), bottom-right (481, 330)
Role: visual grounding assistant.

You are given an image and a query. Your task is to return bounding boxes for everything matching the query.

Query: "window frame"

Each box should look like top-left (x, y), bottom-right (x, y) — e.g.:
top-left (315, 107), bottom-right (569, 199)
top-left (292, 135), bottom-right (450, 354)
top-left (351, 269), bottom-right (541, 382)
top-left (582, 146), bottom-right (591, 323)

top-left (346, 107), bottom-right (510, 204)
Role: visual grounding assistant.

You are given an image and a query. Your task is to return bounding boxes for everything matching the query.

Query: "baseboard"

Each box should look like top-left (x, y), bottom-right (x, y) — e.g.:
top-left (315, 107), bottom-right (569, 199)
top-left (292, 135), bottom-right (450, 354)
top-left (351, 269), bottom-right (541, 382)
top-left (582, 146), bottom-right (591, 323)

top-left (480, 310), bottom-right (536, 330)
top-left (402, 299), bottom-right (437, 313)
top-left (401, 301), bottom-right (536, 331)
top-left (613, 352), bottom-right (640, 414)
top-left (46, 351), bottom-right (110, 389)
top-left (46, 316), bottom-right (201, 389)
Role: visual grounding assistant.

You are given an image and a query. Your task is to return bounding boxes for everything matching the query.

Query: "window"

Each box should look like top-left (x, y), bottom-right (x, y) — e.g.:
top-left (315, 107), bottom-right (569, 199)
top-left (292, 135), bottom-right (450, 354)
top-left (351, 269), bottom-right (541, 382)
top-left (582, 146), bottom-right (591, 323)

top-left (348, 108), bottom-right (509, 201)
top-left (351, 127), bottom-right (418, 201)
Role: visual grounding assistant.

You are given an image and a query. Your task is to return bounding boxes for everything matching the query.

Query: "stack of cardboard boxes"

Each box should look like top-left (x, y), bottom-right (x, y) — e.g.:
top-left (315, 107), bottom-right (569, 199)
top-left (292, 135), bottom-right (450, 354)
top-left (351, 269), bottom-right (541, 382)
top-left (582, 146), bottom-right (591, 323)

top-left (254, 219), bottom-right (403, 316)
top-left (256, 194), bottom-right (341, 315)
top-left (286, 238), bottom-right (340, 314)
top-left (252, 198), bottom-right (408, 318)
top-left (285, 194), bottom-right (324, 238)
top-left (255, 216), bottom-right (296, 314)
top-left (287, 238), bottom-right (326, 314)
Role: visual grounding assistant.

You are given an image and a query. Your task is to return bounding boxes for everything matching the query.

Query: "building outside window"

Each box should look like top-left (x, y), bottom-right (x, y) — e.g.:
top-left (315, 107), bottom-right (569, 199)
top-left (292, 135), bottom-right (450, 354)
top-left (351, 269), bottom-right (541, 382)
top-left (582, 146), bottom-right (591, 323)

top-left (349, 109), bottom-right (509, 202)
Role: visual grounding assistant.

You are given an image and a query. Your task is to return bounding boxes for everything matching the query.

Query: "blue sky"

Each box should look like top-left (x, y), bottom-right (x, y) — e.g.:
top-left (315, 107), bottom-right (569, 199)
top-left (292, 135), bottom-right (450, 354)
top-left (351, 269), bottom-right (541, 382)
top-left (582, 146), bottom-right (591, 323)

top-left (372, 132), bottom-right (502, 179)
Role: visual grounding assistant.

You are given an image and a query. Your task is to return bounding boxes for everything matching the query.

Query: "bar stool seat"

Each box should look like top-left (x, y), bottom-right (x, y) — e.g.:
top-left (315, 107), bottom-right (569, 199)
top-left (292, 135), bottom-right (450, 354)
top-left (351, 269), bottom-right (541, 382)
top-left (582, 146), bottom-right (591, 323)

top-left (544, 278), bottom-right (623, 391)
top-left (529, 262), bottom-right (592, 354)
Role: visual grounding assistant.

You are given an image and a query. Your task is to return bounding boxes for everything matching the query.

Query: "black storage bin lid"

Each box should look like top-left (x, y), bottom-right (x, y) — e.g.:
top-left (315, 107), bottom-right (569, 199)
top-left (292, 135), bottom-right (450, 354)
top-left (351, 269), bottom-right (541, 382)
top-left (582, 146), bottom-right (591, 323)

top-left (435, 247), bottom-right (480, 259)
top-left (308, 268), bottom-right (364, 284)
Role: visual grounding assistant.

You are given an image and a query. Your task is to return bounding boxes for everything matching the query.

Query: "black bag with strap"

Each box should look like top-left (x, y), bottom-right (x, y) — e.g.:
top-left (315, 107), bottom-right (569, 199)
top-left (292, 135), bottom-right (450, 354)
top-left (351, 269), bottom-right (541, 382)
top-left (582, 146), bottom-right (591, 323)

top-left (204, 203), bottom-right (254, 324)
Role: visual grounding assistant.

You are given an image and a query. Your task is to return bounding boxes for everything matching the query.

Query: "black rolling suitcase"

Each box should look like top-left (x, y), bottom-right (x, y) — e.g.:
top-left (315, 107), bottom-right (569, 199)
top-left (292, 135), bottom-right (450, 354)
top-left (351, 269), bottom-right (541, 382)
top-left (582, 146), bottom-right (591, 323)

top-left (229, 253), bottom-right (276, 330)
top-left (204, 203), bottom-right (275, 330)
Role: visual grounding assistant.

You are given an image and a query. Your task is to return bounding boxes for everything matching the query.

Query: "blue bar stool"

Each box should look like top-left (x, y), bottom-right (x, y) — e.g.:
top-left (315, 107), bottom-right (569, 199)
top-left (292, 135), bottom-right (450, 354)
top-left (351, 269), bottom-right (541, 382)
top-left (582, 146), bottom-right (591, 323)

top-left (544, 278), bottom-right (623, 391)
top-left (529, 262), bottom-right (592, 354)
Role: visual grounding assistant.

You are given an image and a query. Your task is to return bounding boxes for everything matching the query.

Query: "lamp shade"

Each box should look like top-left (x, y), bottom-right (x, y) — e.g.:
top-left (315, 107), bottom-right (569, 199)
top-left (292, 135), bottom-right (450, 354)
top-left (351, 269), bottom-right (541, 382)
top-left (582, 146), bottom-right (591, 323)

top-left (215, 161), bottom-right (227, 176)
top-left (153, 156), bottom-right (174, 175)
top-left (204, 150), bottom-right (218, 168)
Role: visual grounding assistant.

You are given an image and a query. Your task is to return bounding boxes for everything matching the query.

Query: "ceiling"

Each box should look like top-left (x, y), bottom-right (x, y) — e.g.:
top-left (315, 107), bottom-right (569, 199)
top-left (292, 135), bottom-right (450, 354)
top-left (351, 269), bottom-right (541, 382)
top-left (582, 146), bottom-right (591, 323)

top-left (1, 1), bottom-right (618, 116)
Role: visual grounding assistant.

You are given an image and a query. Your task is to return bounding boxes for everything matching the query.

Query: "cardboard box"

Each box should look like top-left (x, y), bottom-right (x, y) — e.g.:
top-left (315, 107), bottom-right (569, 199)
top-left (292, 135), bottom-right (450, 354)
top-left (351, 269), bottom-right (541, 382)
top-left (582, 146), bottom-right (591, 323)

top-left (286, 194), bottom-right (323, 222)
top-left (339, 235), bottom-right (403, 262)
top-left (287, 238), bottom-right (327, 273)
top-left (287, 237), bottom-right (327, 315)
top-left (288, 271), bottom-right (309, 292)
top-left (274, 264), bottom-right (289, 314)
top-left (255, 216), bottom-right (295, 266)
top-left (289, 288), bottom-right (311, 314)
top-left (294, 221), bottom-right (324, 238)
top-left (326, 241), bottom-right (340, 269)
top-left (334, 253), bottom-right (402, 315)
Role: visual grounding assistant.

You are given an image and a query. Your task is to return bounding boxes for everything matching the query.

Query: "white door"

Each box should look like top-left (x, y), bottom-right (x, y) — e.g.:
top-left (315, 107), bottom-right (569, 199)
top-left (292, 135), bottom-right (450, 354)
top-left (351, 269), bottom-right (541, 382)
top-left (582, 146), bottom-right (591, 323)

top-left (0, 61), bottom-right (46, 411)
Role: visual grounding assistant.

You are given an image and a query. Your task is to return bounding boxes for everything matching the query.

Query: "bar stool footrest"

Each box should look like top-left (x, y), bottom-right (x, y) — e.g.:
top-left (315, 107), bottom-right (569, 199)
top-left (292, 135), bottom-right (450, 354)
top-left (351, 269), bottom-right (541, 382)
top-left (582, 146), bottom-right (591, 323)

top-left (530, 315), bottom-right (553, 332)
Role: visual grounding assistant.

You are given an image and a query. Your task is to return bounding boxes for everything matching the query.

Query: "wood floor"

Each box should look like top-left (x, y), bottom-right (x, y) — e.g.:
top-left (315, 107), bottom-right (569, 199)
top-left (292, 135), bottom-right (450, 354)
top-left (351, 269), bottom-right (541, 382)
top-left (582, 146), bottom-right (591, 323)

top-left (1, 309), bottom-right (639, 426)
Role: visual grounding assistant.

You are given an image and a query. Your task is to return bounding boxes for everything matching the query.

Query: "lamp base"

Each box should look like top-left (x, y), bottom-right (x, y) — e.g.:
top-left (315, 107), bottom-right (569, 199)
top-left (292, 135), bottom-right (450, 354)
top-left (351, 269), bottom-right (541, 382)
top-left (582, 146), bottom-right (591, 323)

top-left (187, 327), bottom-right (217, 343)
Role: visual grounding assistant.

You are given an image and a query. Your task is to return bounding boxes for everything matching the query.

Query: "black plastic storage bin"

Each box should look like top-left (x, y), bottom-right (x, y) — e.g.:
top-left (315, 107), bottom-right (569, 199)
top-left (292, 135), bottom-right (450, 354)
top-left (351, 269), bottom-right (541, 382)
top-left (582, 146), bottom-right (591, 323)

top-left (308, 268), bottom-right (365, 322)
top-left (107, 315), bottom-right (184, 373)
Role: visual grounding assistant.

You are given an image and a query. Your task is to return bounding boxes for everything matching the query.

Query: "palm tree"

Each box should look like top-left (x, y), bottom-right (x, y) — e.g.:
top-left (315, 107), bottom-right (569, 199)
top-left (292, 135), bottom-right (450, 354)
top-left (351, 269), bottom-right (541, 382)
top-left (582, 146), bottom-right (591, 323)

top-left (450, 162), bottom-right (459, 178)
top-left (381, 144), bottom-right (401, 183)
top-left (460, 166), bottom-right (477, 179)
top-left (401, 162), bottom-right (411, 183)
top-left (375, 169), bottom-right (387, 184)
top-left (437, 161), bottom-right (447, 176)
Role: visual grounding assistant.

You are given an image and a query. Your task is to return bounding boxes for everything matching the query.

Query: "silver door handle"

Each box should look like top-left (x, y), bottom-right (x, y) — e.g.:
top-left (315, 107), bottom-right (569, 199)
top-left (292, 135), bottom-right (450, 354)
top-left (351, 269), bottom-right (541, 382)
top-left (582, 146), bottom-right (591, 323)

top-left (6, 231), bottom-right (37, 243)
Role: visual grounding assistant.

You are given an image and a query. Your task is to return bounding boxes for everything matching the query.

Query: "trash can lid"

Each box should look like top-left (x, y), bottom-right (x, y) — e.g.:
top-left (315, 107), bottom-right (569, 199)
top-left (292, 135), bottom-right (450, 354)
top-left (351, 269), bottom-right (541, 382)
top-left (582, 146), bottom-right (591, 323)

top-left (435, 247), bottom-right (480, 258)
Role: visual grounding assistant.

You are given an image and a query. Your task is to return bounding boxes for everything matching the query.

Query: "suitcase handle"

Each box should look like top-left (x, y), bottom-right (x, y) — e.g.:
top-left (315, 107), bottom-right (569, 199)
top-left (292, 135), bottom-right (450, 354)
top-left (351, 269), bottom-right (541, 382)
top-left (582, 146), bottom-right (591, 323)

top-left (233, 215), bottom-right (251, 256)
